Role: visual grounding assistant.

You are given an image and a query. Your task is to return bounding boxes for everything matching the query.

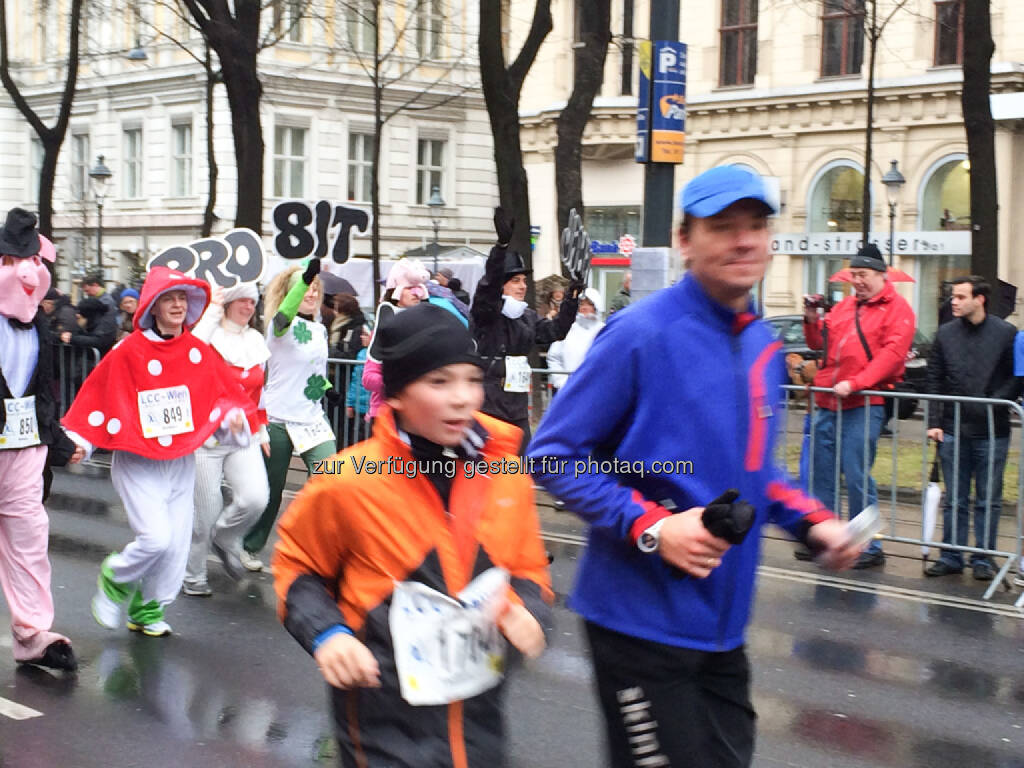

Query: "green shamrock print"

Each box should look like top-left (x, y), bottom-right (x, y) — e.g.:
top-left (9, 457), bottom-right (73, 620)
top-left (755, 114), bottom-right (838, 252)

top-left (293, 321), bottom-right (312, 344)
top-left (304, 374), bottom-right (331, 402)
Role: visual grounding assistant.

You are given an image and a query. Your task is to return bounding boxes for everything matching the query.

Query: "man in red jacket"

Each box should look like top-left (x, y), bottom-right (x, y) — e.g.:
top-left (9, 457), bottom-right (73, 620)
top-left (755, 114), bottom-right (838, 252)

top-left (802, 244), bottom-right (915, 568)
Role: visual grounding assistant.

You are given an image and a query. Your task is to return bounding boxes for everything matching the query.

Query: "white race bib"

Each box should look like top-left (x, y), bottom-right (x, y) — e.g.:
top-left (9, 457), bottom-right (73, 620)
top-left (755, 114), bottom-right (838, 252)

top-left (0, 396), bottom-right (40, 450)
top-left (502, 356), bottom-right (532, 393)
top-left (138, 386), bottom-right (194, 438)
top-left (285, 418), bottom-right (335, 454)
top-left (390, 567), bottom-right (509, 706)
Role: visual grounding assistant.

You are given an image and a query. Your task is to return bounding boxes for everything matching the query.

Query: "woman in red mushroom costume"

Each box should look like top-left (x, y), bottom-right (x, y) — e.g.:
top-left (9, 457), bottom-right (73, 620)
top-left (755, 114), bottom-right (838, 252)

top-left (62, 266), bottom-right (255, 637)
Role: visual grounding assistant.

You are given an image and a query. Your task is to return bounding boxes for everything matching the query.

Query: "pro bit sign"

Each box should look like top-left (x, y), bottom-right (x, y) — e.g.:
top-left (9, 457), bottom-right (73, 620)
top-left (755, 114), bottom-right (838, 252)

top-left (271, 200), bottom-right (371, 264)
top-left (147, 229), bottom-right (266, 287)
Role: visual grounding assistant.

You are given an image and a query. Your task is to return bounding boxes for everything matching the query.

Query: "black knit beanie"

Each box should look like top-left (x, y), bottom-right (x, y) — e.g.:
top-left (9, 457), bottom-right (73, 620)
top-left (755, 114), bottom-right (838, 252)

top-left (849, 244), bottom-right (886, 272)
top-left (377, 302), bottom-right (483, 397)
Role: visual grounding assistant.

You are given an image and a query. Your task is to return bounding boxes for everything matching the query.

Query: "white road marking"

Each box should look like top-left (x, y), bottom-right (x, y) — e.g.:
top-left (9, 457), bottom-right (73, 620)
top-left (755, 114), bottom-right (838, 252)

top-left (0, 696), bottom-right (43, 720)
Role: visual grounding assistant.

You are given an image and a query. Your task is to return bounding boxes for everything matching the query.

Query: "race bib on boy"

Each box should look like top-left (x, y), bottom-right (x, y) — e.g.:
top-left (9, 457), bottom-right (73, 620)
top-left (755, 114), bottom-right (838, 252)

top-left (390, 567), bottom-right (509, 706)
top-left (0, 396), bottom-right (40, 449)
top-left (138, 386), bottom-right (194, 438)
top-left (285, 419), bottom-right (335, 454)
top-left (502, 356), bottom-right (531, 393)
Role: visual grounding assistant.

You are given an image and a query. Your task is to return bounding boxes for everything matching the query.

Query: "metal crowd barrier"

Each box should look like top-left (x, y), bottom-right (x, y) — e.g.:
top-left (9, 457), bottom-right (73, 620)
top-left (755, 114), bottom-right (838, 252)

top-left (54, 343), bottom-right (101, 416)
top-left (326, 357), bottom-right (374, 450)
top-left (778, 385), bottom-right (1024, 607)
top-left (525, 366), bottom-right (1022, 608)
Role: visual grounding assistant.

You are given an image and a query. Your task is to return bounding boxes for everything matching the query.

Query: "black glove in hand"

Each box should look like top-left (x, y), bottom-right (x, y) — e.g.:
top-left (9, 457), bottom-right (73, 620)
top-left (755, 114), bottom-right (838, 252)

top-left (493, 207), bottom-right (515, 246)
top-left (302, 257), bottom-right (322, 284)
top-left (567, 279), bottom-right (586, 301)
top-left (701, 489), bottom-right (755, 545)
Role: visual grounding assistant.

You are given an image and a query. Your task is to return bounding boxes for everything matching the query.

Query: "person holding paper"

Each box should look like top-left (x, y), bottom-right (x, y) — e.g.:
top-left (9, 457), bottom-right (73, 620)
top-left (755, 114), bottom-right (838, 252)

top-left (528, 166), bottom-right (862, 768)
top-left (273, 302), bottom-right (551, 767)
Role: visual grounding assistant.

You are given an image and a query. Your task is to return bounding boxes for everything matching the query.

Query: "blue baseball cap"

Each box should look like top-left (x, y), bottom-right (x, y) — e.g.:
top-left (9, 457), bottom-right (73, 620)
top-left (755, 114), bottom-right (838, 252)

top-left (679, 165), bottom-right (777, 218)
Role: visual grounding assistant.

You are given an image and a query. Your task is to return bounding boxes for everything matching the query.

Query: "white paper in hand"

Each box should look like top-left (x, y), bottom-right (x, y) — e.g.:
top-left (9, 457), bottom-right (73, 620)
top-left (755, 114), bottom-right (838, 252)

top-left (846, 503), bottom-right (881, 549)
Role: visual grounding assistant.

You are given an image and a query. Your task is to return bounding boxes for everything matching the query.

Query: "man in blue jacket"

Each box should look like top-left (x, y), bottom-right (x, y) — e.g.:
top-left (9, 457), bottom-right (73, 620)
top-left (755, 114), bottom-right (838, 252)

top-left (528, 165), bottom-right (861, 768)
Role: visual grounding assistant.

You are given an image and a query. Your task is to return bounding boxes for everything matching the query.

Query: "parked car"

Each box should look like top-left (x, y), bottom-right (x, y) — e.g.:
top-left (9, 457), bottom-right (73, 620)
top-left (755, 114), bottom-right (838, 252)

top-left (764, 314), bottom-right (931, 389)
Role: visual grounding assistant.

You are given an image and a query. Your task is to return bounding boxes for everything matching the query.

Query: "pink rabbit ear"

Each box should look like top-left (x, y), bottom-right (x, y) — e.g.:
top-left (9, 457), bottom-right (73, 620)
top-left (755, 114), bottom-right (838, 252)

top-left (37, 234), bottom-right (56, 263)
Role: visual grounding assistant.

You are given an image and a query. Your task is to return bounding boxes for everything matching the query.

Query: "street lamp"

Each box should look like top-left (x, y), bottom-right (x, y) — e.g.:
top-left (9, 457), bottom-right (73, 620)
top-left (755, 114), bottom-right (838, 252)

top-left (881, 159), bottom-right (906, 267)
top-left (427, 185), bottom-right (445, 275)
top-left (89, 155), bottom-right (113, 271)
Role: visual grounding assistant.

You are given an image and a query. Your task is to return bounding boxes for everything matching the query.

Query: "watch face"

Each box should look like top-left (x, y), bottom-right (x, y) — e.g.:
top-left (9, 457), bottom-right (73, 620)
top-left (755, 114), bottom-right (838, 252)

top-left (639, 532), bottom-right (657, 552)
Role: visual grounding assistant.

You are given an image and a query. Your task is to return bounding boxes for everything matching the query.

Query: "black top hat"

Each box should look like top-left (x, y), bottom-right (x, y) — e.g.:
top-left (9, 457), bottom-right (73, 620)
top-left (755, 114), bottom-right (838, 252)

top-left (0, 208), bottom-right (40, 259)
top-left (502, 250), bottom-right (532, 281)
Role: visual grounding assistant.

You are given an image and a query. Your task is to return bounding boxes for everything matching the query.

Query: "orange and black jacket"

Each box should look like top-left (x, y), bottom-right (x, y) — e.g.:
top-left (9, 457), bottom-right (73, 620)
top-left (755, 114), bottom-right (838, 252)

top-left (273, 407), bottom-right (552, 768)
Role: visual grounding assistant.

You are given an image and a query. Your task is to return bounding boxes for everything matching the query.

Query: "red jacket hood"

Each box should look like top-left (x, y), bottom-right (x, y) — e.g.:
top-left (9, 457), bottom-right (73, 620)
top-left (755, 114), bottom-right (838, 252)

top-left (134, 267), bottom-right (210, 332)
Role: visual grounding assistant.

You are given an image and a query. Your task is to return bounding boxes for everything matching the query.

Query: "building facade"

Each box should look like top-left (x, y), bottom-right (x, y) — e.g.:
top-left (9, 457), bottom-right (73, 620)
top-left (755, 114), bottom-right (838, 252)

top-left (0, 0), bottom-right (497, 295)
top-left (515, 0), bottom-right (1024, 333)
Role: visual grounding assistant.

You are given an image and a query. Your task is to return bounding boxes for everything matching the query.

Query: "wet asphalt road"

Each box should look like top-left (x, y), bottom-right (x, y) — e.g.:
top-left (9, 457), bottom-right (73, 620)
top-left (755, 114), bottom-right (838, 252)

top-left (1, 464), bottom-right (1023, 768)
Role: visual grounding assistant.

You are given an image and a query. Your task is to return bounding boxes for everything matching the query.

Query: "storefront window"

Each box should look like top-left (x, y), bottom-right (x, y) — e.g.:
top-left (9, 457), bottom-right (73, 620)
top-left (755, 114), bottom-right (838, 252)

top-left (587, 206), bottom-right (642, 245)
top-left (917, 254), bottom-right (970, 339)
top-left (919, 157), bottom-right (970, 231)
top-left (808, 164), bottom-right (867, 232)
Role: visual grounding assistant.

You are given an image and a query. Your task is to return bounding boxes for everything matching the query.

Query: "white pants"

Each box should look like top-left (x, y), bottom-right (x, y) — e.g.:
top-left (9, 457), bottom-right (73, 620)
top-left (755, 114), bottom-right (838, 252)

top-left (108, 451), bottom-right (195, 607)
top-left (186, 441), bottom-right (269, 584)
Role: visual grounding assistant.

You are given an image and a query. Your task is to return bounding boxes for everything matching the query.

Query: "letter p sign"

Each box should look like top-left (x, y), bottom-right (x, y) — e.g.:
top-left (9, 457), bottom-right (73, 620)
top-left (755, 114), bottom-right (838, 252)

top-left (659, 46), bottom-right (676, 73)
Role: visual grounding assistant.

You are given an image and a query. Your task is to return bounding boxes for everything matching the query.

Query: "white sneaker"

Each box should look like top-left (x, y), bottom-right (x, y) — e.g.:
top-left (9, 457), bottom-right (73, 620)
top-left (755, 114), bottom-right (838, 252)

top-left (181, 580), bottom-right (213, 597)
top-left (240, 550), bottom-right (264, 573)
top-left (126, 619), bottom-right (172, 637)
top-left (91, 588), bottom-right (122, 630)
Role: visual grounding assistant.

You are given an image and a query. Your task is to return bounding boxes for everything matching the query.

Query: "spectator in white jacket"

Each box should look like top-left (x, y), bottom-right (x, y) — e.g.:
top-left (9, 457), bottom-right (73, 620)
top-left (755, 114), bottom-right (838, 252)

top-left (547, 288), bottom-right (604, 394)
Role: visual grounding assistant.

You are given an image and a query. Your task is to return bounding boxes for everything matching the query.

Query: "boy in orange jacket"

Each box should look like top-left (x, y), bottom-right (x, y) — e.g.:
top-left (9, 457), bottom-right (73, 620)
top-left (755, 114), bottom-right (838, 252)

top-left (273, 302), bottom-right (551, 768)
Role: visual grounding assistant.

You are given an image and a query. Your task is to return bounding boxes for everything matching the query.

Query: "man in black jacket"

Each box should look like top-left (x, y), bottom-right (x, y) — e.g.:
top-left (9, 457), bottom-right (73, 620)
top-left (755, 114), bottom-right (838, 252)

top-left (925, 276), bottom-right (1022, 581)
top-left (472, 209), bottom-right (581, 452)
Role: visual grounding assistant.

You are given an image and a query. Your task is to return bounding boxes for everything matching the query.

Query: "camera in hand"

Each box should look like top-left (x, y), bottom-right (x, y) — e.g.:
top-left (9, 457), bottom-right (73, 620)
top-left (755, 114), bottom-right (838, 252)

top-left (803, 294), bottom-right (830, 310)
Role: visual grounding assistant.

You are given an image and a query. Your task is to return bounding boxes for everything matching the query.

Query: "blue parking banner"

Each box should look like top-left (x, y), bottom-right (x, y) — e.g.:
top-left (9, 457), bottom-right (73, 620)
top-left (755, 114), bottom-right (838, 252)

top-left (649, 41), bottom-right (687, 164)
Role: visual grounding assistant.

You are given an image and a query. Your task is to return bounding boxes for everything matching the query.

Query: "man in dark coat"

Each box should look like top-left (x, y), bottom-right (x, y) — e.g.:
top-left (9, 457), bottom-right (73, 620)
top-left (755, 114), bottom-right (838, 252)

top-left (62, 296), bottom-right (118, 356)
top-left (471, 209), bottom-right (581, 452)
top-left (925, 275), bottom-right (1022, 581)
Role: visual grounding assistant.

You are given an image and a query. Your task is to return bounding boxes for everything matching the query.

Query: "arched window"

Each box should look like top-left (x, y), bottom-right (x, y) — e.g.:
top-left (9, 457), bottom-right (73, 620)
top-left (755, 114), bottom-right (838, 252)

top-left (919, 155), bottom-right (970, 231)
top-left (808, 162), bottom-right (867, 232)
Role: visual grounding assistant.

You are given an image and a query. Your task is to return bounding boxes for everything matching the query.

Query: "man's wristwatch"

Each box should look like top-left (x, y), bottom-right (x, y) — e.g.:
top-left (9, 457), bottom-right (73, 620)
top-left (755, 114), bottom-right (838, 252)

top-left (637, 519), bottom-right (667, 553)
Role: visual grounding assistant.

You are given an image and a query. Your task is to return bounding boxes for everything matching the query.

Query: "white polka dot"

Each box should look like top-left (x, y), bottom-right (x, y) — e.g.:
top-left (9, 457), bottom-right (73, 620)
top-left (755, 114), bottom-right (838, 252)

top-left (88, 411), bottom-right (104, 427)
top-left (147, 359), bottom-right (162, 376)
top-left (240, 370), bottom-right (249, 379)
top-left (169, 274), bottom-right (182, 280)
top-left (189, 348), bottom-right (202, 364)
top-left (106, 418), bottom-right (121, 435)
top-left (157, 435), bottom-right (173, 447)
top-left (209, 407), bottom-right (222, 423)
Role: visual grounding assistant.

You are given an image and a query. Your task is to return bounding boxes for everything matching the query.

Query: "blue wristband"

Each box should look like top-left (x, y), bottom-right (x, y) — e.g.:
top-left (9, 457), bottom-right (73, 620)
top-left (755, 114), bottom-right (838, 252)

top-left (312, 624), bottom-right (354, 652)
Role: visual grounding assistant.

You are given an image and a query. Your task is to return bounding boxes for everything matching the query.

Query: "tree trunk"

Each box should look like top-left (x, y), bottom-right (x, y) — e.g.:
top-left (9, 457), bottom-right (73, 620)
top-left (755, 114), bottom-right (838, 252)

top-left (0, 0), bottom-right (83, 240)
top-left (371, 0), bottom-right (383, 306)
top-left (201, 49), bottom-right (219, 238)
top-left (861, 0), bottom-right (878, 244)
top-left (219, 53), bottom-right (264, 232)
top-left (181, 0), bottom-right (264, 233)
top-left (479, 0), bottom-right (552, 291)
top-left (554, 0), bottom-right (611, 276)
top-left (961, 0), bottom-right (998, 287)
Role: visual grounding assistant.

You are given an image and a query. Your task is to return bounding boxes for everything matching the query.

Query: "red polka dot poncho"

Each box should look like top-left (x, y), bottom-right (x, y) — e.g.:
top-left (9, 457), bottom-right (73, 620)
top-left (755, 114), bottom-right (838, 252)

top-left (62, 267), bottom-right (255, 460)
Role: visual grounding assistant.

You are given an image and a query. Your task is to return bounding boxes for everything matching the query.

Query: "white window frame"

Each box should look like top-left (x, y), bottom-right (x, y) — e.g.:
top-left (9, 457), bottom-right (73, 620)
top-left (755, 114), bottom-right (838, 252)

top-left (122, 126), bottom-right (144, 199)
top-left (70, 132), bottom-right (90, 202)
top-left (273, 123), bottom-right (309, 199)
top-left (170, 120), bottom-right (194, 198)
top-left (414, 135), bottom-right (446, 206)
top-left (348, 0), bottom-right (376, 54)
top-left (28, 137), bottom-right (44, 204)
top-left (347, 130), bottom-right (375, 203)
top-left (414, 0), bottom-right (443, 59)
